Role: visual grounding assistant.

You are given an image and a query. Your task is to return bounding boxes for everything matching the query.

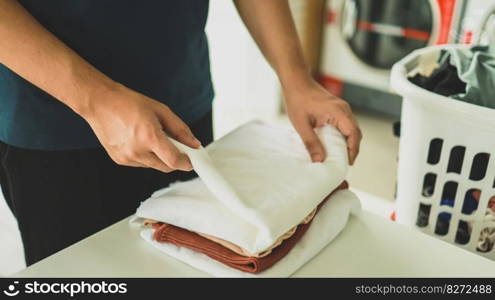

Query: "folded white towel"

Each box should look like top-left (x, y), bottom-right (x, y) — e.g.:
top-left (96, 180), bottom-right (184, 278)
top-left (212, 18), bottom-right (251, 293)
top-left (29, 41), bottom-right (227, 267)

top-left (140, 189), bottom-right (361, 277)
top-left (135, 121), bottom-right (349, 254)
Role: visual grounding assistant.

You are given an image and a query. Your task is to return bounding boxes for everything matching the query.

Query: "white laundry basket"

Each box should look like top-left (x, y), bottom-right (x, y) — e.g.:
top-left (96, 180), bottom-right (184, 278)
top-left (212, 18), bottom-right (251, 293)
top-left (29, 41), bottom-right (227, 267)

top-left (391, 45), bottom-right (495, 260)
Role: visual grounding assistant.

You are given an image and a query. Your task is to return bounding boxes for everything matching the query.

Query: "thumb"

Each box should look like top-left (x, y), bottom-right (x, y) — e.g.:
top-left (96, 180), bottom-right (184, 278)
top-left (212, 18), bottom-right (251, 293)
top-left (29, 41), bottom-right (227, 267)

top-left (157, 106), bottom-right (201, 149)
top-left (294, 118), bottom-right (326, 163)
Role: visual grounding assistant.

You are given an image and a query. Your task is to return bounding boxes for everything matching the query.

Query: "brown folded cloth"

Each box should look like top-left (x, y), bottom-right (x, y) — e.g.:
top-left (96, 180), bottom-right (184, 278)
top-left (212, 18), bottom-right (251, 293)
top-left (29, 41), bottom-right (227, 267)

top-left (152, 181), bottom-right (349, 273)
top-left (146, 206), bottom-right (316, 258)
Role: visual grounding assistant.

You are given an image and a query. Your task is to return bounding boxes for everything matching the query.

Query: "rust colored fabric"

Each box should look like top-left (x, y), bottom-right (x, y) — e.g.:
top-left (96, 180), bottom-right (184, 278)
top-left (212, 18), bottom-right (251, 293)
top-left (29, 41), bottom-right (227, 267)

top-left (152, 181), bottom-right (348, 273)
top-left (146, 208), bottom-right (316, 258)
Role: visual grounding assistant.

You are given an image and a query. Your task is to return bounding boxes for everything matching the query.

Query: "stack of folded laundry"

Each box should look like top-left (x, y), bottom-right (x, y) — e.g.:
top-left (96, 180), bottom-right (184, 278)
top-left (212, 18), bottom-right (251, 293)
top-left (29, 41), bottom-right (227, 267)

top-left (133, 121), bottom-right (361, 277)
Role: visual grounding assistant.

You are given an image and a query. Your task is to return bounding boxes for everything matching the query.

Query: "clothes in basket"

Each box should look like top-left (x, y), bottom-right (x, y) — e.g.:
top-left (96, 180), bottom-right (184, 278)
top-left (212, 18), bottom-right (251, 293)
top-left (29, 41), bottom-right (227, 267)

top-left (409, 45), bottom-right (495, 108)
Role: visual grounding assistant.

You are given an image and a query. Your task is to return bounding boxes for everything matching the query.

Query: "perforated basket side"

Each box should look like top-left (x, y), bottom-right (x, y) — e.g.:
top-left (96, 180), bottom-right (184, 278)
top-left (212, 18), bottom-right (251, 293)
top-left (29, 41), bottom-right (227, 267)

top-left (391, 45), bottom-right (495, 259)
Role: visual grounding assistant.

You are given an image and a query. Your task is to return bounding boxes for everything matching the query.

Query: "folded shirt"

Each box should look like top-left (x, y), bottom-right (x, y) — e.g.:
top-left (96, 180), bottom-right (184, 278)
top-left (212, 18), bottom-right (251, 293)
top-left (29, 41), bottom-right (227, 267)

top-left (144, 205), bottom-right (316, 258)
top-left (149, 182), bottom-right (348, 273)
top-left (151, 218), bottom-right (309, 274)
top-left (197, 207), bottom-right (315, 258)
top-left (135, 121), bottom-right (348, 254)
top-left (139, 189), bottom-right (361, 277)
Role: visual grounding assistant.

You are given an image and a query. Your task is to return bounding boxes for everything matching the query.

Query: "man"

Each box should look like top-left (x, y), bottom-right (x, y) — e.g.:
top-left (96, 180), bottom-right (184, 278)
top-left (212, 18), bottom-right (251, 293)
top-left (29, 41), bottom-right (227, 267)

top-left (0, 0), bottom-right (362, 266)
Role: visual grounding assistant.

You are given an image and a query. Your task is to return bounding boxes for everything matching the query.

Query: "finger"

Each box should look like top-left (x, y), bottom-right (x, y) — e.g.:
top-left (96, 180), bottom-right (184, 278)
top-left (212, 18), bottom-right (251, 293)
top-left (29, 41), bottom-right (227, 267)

top-left (347, 132), bottom-right (361, 165)
top-left (337, 118), bottom-right (362, 165)
top-left (157, 106), bottom-right (201, 149)
top-left (293, 116), bottom-right (326, 162)
top-left (152, 135), bottom-right (193, 171)
top-left (137, 153), bottom-right (174, 173)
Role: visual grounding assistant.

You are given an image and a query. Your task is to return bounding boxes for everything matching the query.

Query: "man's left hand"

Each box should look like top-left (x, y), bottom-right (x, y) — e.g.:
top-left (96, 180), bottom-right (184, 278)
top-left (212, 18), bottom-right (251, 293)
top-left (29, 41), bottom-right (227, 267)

top-left (284, 78), bottom-right (362, 165)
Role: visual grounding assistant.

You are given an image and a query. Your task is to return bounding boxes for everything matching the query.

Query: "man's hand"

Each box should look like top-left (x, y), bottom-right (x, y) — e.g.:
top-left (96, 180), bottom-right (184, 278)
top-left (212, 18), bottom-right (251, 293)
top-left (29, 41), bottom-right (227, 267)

top-left (233, 0), bottom-right (362, 165)
top-left (0, 0), bottom-right (199, 173)
top-left (82, 85), bottom-right (201, 173)
top-left (284, 79), bottom-right (362, 165)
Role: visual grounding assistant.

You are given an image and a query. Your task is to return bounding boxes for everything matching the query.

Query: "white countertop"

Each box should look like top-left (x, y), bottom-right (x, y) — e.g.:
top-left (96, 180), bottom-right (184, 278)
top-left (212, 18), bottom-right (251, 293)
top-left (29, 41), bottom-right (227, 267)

top-left (14, 209), bottom-right (495, 277)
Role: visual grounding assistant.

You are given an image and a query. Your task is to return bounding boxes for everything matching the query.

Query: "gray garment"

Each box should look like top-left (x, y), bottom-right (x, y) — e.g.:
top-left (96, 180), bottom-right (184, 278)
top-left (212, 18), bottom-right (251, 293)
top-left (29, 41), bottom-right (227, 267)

top-left (439, 45), bottom-right (495, 108)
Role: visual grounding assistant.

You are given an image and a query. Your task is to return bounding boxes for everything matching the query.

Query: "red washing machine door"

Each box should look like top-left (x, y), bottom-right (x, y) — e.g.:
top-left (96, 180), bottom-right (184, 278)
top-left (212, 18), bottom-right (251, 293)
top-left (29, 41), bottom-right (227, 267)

top-left (341, 0), bottom-right (434, 69)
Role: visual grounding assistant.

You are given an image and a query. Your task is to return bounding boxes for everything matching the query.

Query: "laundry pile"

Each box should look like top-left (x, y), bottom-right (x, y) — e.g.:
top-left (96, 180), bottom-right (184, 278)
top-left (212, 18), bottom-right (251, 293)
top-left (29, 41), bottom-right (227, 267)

top-left (409, 45), bottom-right (495, 108)
top-left (133, 121), bottom-right (361, 277)
top-left (409, 45), bottom-right (495, 252)
top-left (418, 185), bottom-right (495, 252)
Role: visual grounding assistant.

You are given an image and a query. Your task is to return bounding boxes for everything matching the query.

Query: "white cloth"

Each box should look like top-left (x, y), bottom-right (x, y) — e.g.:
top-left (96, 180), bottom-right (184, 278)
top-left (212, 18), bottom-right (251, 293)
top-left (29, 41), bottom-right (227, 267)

top-left (140, 189), bottom-right (361, 277)
top-left (135, 120), bottom-right (349, 254)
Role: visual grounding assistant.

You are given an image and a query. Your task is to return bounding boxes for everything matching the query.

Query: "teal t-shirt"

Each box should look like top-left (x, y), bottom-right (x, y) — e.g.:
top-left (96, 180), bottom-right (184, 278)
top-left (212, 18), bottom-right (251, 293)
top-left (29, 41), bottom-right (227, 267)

top-left (0, 0), bottom-right (213, 150)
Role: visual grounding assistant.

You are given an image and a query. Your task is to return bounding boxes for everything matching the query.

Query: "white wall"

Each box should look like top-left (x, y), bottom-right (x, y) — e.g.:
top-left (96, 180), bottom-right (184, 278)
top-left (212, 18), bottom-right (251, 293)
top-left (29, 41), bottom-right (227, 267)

top-left (206, 0), bottom-right (282, 138)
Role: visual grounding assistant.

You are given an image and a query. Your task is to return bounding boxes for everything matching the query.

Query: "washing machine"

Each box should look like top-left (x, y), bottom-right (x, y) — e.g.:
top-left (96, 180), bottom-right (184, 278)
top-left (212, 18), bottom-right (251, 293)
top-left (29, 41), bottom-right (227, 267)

top-left (319, 0), bottom-right (467, 116)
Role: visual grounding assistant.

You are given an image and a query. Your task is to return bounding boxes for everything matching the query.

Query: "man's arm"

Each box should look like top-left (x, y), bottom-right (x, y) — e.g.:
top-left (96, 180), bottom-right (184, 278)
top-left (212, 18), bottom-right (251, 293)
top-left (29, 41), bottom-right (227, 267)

top-left (0, 0), bottom-right (199, 172)
top-left (234, 0), bottom-right (362, 164)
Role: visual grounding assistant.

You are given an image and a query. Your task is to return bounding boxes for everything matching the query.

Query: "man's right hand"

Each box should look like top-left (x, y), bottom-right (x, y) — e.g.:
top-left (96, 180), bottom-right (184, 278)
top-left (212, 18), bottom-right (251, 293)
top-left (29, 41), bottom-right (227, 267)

top-left (81, 84), bottom-right (201, 173)
top-left (0, 0), bottom-right (200, 173)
